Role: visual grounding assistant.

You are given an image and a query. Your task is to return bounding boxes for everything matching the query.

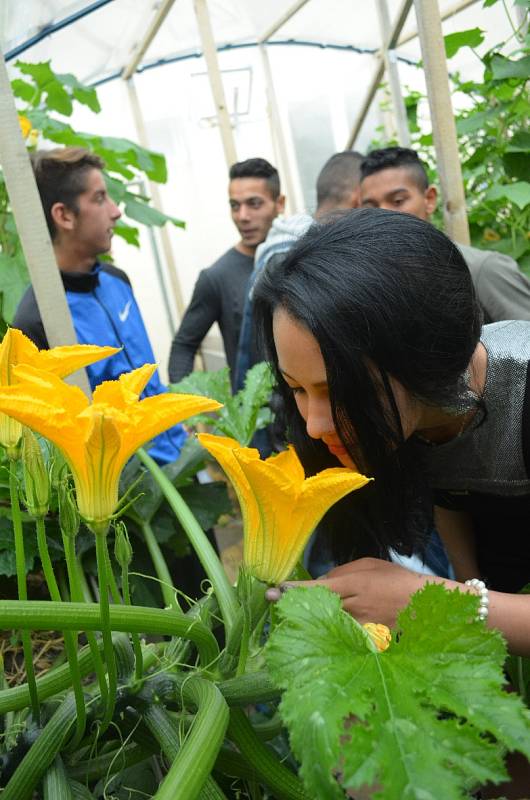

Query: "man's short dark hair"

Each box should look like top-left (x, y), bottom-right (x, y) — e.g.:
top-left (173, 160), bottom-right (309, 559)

top-left (360, 147), bottom-right (429, 192)
top-left (31, 147), bottom-right (105, 239)
top-left (229, 157), bottom-right (280, 199)
top-left (316, 151), bottom-right (363, 208)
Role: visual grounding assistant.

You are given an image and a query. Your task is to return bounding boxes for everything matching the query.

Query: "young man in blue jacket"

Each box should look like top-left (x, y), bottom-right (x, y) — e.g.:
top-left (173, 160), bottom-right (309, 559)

top-left (13, 146), bottom-right (187, 465)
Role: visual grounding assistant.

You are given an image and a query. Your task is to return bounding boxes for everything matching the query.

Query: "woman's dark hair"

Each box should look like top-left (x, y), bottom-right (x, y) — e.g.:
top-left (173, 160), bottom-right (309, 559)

top-left (253, 208), bottom-right (482, 559)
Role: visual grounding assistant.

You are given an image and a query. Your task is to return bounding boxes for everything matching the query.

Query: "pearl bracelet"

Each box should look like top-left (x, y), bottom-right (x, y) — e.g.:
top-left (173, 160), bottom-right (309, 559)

top-left (464, 578), bottom-right (489, 621)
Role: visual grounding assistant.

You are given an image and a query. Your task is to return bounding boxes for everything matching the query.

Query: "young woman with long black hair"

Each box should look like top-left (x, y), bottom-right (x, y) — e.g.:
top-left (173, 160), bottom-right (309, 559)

top-left (254, 208), bottom-right (530, 657)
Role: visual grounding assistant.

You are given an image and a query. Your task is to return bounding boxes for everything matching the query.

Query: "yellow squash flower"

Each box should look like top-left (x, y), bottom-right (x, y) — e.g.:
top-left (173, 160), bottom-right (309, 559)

top-left (0, 328), bottom-right (119, 456)
top-left (363, 623), bottom-right (392, 652)
top-left (18, 114), bottom-right (32, 139)
top-left (0, 363), bottom-right (222, 533)
top-left (198, 433), bottom-right (370, 584)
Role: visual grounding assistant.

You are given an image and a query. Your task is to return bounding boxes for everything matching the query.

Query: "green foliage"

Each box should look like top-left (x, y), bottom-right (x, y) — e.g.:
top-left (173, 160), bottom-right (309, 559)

top-left (170, 361), bottom-right (275, 447)
top-left (266, 584), bottom-right (530, 799)
top-left (0, 60), bottom-right (185, 322)
top-left (375, 15), bottom-right (530, 271)
top-left (444, 28), bottom-right (485, 59)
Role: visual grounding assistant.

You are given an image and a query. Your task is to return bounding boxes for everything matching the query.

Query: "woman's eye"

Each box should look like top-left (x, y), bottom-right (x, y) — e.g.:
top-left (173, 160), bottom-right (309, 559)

top-left (290, 386), bottom-right (305, 396)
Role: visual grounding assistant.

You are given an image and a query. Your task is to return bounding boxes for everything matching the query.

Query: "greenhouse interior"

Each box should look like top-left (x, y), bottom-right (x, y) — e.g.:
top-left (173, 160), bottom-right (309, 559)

top-left (0, 0), bottom-right (529, 798)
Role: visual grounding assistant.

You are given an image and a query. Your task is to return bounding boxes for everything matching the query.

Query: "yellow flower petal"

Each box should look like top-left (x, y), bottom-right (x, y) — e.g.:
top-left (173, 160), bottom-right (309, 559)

top-left (235, 446), bottom-right (371, 584)
top-left (363, 623), bottom-right (392, 652)
top-left (18, 115), bottom-right (32, 139)
top-left (0, 370), bottom-right (222, 531)
top-left (93, 363), bottom-right (157, 406)
top-left (197, 433), bottom-right (261, 540)
top-left (0, 329), bottom-right (119, 383)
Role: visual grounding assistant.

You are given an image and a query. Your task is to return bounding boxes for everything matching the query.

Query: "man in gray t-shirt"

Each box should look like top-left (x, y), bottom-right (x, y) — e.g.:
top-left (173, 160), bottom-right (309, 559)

top-left (168, 158), bottom-right (284, 388)
top-left (360, 147), bottom-right (530, 323)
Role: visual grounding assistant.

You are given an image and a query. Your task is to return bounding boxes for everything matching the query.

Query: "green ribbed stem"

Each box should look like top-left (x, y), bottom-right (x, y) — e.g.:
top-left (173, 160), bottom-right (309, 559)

top-left (121, 564), bottom-right (143, 680)
top-left (2, 694), bottom-right (76, 800)
top-left (0, 600), bottom-right (219, 667)
top-left (146, 679), bottom-right (229, 800)
top-left (35, 517), bottom-right (86, 749)
top-left (62, 530), bottom-right (109, 708)
top-left (9, 465), bottom-right (40, 722)
top-left (43, 755), bottom-right (72, 800)
top-left (105, 541), bottom-right (122, 604)
top-left (141, 518), bottom-right (181, 611)
top-left (137, 448), bottom-right (238, 634)
top-left (94, 529), bottom-right (117, 731)
top-left (228, 708), bottom-right (307, 800)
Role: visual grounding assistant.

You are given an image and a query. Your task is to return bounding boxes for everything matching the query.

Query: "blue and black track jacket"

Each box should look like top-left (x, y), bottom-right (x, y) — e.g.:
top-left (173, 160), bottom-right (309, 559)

top-left (13, 262), bottom-right (187, 465)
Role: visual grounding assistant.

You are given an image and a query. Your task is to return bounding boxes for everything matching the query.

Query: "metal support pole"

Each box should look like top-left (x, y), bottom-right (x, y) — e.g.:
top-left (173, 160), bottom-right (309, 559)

top-left (259, 45), bottom-right (298, 214)
top-left (126, 78), bottom-right (186, 323)
top-left (193, 0), bottom-right (237, 168)
top-left (0, 53), bottom-right (90, 395)
top-left (376, 0), bottom-right (411, 146)
top-left (413, 0), bottom-right (469, 243)
top-left (346, 0), bottom-right (479, 149)
top-left (122, 0), bottom-right (179, 80)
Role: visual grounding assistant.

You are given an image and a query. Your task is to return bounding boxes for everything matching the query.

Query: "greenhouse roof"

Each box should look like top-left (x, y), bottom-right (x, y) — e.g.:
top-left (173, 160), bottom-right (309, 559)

top-left (2, 0), bottom-right (477, 85)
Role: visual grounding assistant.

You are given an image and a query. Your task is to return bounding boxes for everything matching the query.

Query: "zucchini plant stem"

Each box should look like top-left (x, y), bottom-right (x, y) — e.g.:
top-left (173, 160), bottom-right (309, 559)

top-left (0, 599), bottom-right (219, 668)
top-left (140, 518), bottom-right (181, 611)
top-left (137, 448), bottom-right (238, 634)
top-left (62, 529), bottom-right (109, 708)
top-left (35, 516), bottom-right (86, 748)
top-left (9, 465), bottom-right (40, 722)
top-left (94, 528), bottom-right (117, 731)
top-left (146, 678), bottom-right (229, 800)
top-left (121, 563), bottom-right (143, 680)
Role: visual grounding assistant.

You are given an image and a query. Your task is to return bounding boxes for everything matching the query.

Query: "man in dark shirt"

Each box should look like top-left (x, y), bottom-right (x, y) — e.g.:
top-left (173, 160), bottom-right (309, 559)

top-left (168, 158), bottom-right (284, 388)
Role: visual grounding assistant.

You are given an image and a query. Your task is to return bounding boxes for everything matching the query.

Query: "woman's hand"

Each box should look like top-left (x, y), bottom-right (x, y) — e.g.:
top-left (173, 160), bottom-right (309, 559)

top-left (267, 557), bottom-right (448, 626)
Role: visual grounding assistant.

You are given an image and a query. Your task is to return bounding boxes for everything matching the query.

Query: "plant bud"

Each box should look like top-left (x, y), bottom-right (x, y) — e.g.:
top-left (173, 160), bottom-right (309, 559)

top-left (114, 521), bottom-right (133, 568)
top-left (0, 412), bottom-right (22, 460)
top-left (21, 427), bottom-right (49, 518)
top-left (58, 480), bottom-right (80, 539)
top-left (49, 445), bottom-right (69, 490)
top-left (363, 622), bottom-right (392, 652)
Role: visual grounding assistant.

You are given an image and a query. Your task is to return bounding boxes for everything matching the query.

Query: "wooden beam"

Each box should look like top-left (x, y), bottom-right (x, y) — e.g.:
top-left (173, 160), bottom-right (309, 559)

top-left (193, 0), bottom-right (237, 167)
top-left (259, 0), bottom-right (311, 43)
top-left (0, 53), bottom-right (91, 395)
top-left (122, 0), bottom-right (178, 80)
top-left (413, 0), bottom-right (469, 243)
top-left (259, 45), bottom-right (300, 214)
top-left (126, 78), bottom-right (186, 323)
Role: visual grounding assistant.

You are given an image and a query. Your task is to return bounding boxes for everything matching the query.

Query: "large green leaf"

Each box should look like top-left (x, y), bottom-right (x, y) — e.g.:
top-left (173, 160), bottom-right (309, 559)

top-left (444, 28), bottom-right (484, 59)
top-left (171, 362), bottom-right (275, 446)
top-left (56, 72), bottom-right (101, 113)
top-left (486, 181), bottom-right (530, 210)
top-left (490, 53), bottom-right (530, 80)
top-left (11, 78), bottom-right (36, 103)
top-left (266, 584), bottom-right (530, 800)
top-left (124, 194), bottom-right (185, 229)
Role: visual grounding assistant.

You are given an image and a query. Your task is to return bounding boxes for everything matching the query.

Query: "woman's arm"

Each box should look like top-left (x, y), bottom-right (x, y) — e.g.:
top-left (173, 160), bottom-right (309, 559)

top-left (269, 558), bottom-right (530, 656)
top-left (434, 505), bottom-right (480, 582)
